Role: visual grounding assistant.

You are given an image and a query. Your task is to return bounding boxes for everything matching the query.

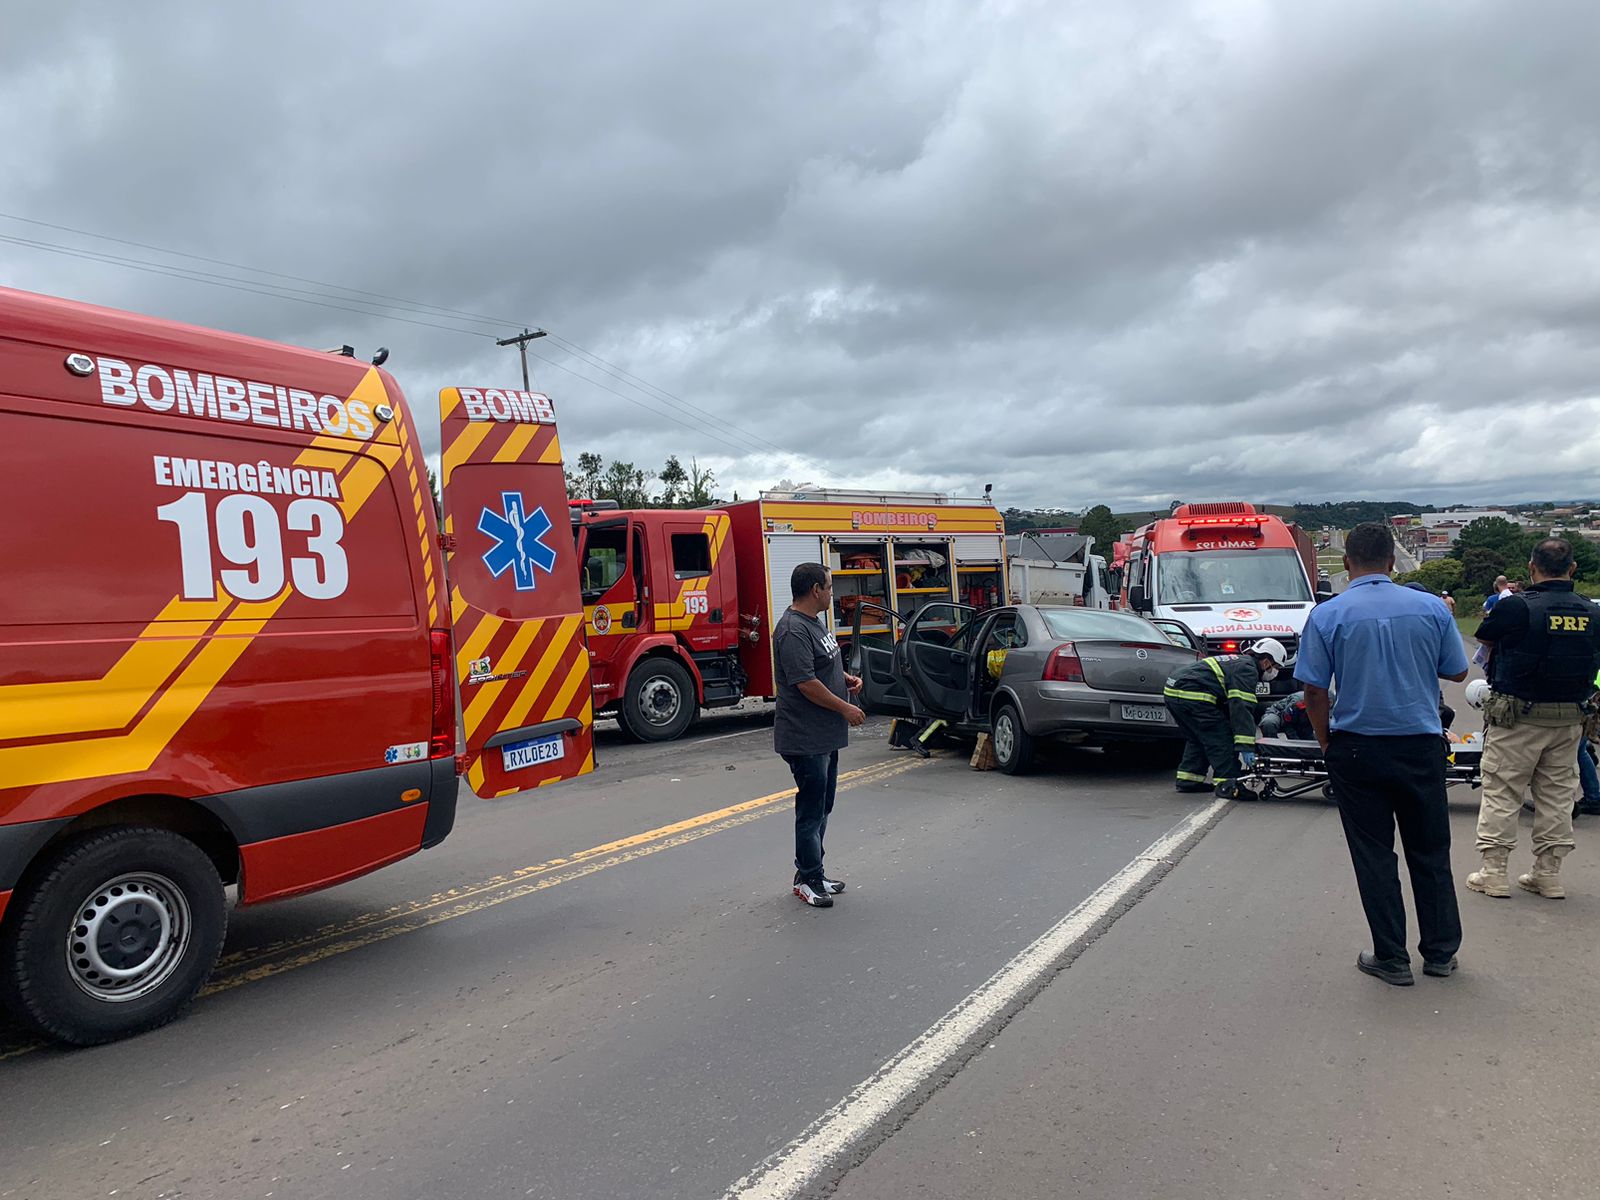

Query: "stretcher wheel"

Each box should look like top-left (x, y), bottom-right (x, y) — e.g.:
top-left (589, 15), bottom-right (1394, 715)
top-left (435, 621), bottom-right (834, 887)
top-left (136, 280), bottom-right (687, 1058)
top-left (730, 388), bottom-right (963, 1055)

top-left (1322, 783), bottom-right (1336, 803)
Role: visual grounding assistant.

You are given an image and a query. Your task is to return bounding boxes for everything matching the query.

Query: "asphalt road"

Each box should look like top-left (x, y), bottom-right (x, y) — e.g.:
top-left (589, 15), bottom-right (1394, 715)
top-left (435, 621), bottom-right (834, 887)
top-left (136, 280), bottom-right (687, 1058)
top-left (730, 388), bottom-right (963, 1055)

top-left (9, 649), bottom-right (1587, 1200)
top-left (0, 710), bottom-right (1221, 1200)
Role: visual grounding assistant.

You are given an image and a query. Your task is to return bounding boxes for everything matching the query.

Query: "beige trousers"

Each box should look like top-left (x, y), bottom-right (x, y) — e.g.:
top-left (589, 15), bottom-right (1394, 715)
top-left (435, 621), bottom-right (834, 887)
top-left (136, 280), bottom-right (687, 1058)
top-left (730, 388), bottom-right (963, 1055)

top-left (1476, 720), bottom-right (1581, 856)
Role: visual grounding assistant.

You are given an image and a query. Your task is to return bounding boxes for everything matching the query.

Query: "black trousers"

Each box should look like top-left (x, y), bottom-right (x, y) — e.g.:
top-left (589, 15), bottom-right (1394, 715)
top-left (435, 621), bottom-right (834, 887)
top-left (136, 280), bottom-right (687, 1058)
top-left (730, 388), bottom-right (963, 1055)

top-left (1326, 732), bottom-right (1462, 965)
top-left (1167, 698), bottom-right (1239, 785)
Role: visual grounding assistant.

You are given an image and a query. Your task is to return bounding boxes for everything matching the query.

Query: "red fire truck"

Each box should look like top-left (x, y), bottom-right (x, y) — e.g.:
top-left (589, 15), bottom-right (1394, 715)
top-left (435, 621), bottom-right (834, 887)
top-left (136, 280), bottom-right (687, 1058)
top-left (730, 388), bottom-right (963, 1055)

top-left (571, 490), bottom-right (1009, 740)
top-left (0, 287), bottom-right (593, 1044)
top-left (1119, 502), bottom-right (1329, 696)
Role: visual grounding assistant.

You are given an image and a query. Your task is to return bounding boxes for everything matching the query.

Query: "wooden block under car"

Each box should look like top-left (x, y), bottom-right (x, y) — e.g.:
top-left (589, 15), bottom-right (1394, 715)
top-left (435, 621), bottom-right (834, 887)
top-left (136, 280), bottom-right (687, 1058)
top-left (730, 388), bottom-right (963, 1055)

top-left (970, 733), bottom-right (997, 771)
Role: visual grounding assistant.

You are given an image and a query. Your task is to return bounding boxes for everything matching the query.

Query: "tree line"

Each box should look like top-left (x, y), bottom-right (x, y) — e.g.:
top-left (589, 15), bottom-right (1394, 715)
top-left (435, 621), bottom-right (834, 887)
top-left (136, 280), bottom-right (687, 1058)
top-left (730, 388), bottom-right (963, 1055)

top-left (564, 453), bottom-right (721, 509)
top-left (1397, 517), bottom-right (1600, 598)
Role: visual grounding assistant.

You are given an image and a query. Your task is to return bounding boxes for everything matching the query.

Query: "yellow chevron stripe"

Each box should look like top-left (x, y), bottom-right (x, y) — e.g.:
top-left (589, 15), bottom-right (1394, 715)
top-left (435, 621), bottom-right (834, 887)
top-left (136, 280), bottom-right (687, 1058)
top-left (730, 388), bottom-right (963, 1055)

top-left (539, 435), bottom-right (563, 465)
top-left (499, 616), bottom-right (581, 731)
top-left (455, 613), bottom-right (505, 671)
top-left (462, 618), bottom-right (544, 734)
top-left (494, 423), bottom-right (539, 464)
top-left (442, 420), bottom-right (494, 483)
top-left (543, 647), bottom-right (594, 724)
top-left (441, 386), bottom-right (462, 420)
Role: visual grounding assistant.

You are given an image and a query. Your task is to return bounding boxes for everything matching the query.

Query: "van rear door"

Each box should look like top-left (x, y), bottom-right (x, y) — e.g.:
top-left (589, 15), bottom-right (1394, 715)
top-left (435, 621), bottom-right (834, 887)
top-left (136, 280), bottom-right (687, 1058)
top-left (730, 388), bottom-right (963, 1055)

top-left (439, 387), bottom-right (595, 797)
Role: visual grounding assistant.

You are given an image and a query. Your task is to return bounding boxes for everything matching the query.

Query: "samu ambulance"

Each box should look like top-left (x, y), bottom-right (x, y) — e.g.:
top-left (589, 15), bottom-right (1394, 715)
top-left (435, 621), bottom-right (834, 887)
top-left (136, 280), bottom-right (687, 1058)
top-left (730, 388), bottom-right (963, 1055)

top-left (0, 286), bottom-right (593, 1045)
top-left (1120, 502), bottom-right (1326, 697)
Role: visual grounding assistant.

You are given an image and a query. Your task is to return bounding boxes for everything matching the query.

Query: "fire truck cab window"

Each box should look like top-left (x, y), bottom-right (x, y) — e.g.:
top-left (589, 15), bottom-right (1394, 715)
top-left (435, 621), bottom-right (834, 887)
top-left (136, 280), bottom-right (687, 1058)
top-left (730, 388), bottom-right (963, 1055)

top-left (582, 526), bottom-right (629, 599)
top-left (671, 532), bottom-right (713, 579)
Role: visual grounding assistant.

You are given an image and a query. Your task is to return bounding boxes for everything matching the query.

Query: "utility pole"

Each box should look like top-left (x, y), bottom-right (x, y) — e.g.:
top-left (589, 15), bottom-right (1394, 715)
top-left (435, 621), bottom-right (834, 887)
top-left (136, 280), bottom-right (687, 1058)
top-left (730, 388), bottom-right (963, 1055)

top-left (496, 328), bottom-right (548, 391)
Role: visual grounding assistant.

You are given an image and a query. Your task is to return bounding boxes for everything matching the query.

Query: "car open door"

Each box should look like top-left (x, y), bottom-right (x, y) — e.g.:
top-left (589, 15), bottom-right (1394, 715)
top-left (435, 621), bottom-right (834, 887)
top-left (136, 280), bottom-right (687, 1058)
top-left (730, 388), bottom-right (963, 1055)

top-left (439, 386), bottom-right (595, 798)
top-left (896, 601), bottom-right (978, 720)
top-left (849, 601), bottom-right (912, 716)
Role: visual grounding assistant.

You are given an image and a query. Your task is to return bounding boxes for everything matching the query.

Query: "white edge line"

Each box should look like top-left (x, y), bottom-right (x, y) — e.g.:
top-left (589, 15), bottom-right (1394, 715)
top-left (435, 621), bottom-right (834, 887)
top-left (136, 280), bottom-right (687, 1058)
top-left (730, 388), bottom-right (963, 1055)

top-left (721, 796), bottom-right (1230, 1200)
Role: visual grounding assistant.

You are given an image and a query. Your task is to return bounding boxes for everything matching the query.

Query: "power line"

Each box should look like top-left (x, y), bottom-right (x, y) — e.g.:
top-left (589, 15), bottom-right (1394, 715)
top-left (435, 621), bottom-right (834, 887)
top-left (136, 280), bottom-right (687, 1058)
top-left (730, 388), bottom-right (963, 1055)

top-left (0, 230), bottom-right (795, 460)
top-left (0, 234), bottom-right (501, 339)
top-left (0, 211), bottom-right (836, 475)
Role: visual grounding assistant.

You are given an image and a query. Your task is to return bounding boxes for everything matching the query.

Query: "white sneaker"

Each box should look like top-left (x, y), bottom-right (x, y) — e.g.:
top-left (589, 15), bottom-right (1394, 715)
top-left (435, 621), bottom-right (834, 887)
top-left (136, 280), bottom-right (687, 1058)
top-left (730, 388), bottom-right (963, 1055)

top-left (823, 877), bottom-right (846, 895)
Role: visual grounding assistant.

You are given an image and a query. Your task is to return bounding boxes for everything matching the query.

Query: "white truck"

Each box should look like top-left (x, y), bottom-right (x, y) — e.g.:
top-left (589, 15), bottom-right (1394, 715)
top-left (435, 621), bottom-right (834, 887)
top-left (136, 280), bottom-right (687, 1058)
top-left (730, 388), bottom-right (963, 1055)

top-left (1006, 532), bottom-right (1111, 609)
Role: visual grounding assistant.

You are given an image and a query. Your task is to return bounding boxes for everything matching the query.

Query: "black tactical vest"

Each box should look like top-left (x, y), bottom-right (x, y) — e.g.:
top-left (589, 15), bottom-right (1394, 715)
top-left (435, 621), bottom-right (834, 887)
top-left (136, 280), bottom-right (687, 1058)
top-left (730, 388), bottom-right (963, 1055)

top-left (1491, 583), bottom-right (1600, 703)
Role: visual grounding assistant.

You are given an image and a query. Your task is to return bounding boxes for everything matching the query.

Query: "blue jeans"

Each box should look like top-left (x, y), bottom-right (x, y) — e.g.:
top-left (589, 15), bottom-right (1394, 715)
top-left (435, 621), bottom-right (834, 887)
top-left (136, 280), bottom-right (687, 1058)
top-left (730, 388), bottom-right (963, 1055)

top-left (785, 751), bottom-right (839, 885)
top-left (1580, 740), bottom-right (1600, 803)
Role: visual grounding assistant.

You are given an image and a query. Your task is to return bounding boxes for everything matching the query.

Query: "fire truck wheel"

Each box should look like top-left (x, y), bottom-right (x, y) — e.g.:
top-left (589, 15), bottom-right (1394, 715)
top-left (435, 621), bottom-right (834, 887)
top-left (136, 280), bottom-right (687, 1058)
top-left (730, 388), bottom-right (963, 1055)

top-left (0, 827), bottom-right (228, 1046)
top-left (619, 658), bottom-right (698, 742)
top-left (992, 702), bottom-right (1035, 775)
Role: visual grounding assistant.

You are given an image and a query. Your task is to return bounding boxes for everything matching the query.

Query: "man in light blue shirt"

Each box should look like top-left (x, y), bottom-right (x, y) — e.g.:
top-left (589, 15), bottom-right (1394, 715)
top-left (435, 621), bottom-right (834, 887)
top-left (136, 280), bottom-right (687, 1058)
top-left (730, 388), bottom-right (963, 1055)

top-left (1296, 523), bottom-right (1470, 988)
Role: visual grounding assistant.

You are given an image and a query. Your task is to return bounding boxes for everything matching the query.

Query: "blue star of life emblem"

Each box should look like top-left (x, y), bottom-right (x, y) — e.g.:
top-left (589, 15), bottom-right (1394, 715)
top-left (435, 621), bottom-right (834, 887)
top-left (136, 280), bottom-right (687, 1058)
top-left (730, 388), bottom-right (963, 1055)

top-left (479, 491), bottom-right (558, 591)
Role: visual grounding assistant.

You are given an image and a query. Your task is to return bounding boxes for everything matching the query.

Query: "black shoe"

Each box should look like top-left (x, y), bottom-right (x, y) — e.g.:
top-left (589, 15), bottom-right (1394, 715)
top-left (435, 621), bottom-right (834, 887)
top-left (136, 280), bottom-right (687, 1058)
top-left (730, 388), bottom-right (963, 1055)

top-left (1174, 781), bottom-right (1211, 794)
top-left (793, 880), bottom-right (834, 908)
top-left (1576, 800), bottom-right (1600, 817)
top-left (1423, 957), bottom-right (1458, 978)
top-left (823, 877), bottom-right (845, 895)
top-left (1357, 952), bottom-right (1415, 987)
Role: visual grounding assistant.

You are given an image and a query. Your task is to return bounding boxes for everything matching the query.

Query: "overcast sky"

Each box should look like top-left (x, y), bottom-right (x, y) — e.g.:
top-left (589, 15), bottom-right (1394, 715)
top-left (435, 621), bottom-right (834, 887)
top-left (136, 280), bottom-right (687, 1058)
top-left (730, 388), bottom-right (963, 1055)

top-left (5, 0), bottom-right (1598, 511)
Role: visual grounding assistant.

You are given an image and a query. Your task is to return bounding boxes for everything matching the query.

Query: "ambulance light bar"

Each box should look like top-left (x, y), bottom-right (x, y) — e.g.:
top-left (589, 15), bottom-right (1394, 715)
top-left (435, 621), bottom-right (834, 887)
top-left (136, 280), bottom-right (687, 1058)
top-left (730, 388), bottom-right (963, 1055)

top-left (1176, 515), bottom-right (1263, 529)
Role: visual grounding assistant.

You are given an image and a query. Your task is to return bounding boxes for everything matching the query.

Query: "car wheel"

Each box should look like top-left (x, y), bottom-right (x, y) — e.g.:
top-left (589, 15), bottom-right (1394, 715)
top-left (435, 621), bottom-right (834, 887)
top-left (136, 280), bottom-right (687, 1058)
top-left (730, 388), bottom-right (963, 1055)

top-left (0, 827), bottom-right (228, 1046)
top-left (992, 703), bottom-right (1034, 775)
top-left (619, 658), bottom-right (697, 742)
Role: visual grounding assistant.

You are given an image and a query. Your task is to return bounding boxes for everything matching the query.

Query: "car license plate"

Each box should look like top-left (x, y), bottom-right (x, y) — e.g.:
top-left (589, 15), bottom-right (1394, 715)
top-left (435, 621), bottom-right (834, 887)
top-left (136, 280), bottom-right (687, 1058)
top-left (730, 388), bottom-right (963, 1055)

top-left (1256, 682), bottom-right (1272, 695)
top-left (502, 734), bottom-right (565, 772)
top-left (1121, 703), bottom-right (1168, 724)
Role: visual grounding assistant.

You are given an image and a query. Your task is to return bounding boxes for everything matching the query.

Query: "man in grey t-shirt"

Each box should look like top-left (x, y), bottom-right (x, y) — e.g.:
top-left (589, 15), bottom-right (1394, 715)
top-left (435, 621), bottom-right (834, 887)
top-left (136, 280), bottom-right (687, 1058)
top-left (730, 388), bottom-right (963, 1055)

top-left (774, 563), bottom-right (865, 908)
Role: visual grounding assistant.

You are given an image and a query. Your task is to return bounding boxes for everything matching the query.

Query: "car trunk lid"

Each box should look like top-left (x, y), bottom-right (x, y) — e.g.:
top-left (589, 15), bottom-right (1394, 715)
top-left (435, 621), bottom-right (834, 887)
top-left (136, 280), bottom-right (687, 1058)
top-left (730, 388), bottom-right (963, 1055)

top-left (1070, 640), bottom-right (1198, 694)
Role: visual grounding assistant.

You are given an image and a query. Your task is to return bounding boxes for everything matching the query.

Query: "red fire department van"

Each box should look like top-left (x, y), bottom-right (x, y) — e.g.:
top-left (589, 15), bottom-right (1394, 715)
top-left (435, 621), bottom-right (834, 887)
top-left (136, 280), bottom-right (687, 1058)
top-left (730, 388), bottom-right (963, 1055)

top-left (0, 287), bottom-right (593, 1044)
top-left (1119, 502), bottom-right (1328, 696)
top-left (571, 489), bottom-right (1008, 740)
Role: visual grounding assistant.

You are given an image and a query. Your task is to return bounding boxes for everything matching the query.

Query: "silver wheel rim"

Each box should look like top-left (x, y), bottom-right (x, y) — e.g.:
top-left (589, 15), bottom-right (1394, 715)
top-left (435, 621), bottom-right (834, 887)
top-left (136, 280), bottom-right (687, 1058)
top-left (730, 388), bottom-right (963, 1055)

top-left (65, 872), bottom-right (192, 1003)
top-left (638, 674), bottom-right (683, 727)
top-left (995, 713), bottom-right (1016, 763)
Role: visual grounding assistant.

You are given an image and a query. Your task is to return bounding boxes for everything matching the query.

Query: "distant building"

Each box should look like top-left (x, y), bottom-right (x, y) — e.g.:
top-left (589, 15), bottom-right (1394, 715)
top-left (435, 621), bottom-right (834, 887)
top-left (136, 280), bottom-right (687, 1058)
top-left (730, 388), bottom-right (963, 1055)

top-left (1419, 510), bottom-right (1522, 528)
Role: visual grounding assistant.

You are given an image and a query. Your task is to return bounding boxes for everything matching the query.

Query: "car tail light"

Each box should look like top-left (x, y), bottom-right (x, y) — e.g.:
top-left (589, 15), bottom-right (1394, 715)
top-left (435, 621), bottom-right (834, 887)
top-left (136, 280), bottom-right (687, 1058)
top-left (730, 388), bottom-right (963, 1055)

top-left (1043, 642), bottom-right (1085, 683)
top-left (429, 629), bottom-right (456, 759)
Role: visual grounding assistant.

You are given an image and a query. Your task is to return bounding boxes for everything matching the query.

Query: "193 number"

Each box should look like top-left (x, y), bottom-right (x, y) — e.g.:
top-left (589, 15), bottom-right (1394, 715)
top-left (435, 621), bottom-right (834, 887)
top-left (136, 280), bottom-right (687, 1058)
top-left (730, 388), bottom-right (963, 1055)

top-left (157, 492), bottom-right (349, 602)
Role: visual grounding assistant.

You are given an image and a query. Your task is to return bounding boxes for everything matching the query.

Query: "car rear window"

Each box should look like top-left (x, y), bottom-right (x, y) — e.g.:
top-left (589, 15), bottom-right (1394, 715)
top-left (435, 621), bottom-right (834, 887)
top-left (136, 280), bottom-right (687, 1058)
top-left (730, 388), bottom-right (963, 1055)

top-left (1041, 608), bottom-right (1168, 642)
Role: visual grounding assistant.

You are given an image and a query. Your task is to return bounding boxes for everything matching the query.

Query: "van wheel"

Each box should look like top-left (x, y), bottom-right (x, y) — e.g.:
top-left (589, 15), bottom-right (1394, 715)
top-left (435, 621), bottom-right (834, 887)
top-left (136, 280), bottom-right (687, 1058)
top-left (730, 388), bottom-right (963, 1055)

top-left (992, 703), bottom-right (1035, 775)
top-left (619, 659), bottom-right (697, 742)
top-left (0, 828), bottom-right (227, 1046)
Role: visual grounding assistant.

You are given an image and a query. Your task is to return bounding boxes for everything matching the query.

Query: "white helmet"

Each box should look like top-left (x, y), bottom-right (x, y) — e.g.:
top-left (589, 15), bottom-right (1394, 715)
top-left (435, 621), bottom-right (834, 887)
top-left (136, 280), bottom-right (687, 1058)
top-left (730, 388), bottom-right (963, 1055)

top-left (1248, 637), bottom-right (1293, 669)
top-left (1465, 678), bottom-right (1491, 709)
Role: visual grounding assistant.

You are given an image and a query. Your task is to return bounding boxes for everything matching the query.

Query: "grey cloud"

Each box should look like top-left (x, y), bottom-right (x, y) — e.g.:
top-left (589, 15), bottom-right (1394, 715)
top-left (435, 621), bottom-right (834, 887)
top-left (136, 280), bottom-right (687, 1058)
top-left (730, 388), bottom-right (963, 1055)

top-left (4, 0), bottom-right (1599, 512)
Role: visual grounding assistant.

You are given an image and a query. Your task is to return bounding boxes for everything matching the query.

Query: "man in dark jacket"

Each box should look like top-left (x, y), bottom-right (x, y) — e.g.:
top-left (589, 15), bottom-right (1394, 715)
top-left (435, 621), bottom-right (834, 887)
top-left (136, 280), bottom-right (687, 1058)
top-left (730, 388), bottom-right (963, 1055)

top-left (1164, 639), bottom-right (1290, 798)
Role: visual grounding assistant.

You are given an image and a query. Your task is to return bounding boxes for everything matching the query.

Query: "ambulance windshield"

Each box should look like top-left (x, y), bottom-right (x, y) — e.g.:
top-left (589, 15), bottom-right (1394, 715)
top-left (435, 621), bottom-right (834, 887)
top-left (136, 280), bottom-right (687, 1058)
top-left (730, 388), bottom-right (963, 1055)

top-left (1156, 549), bottom-right (1311, 606)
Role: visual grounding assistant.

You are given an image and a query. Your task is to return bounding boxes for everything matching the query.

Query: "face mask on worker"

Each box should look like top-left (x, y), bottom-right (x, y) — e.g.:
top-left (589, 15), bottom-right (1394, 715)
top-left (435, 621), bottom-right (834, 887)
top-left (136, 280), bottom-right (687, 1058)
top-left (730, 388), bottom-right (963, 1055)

top-left (1260, 662), bottom-right (1280, 682)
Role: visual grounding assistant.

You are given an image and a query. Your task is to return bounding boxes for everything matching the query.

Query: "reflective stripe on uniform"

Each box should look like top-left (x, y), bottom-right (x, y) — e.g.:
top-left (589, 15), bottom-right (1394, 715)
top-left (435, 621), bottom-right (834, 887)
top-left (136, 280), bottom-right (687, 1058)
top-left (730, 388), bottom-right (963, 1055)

top-left (1176, 769), bottom-right (1207, 782)
top-left (1164, 687), bottom-right (1219, 704)
top-left (1226, 689), bottom-right (1258, 704)
top-left (1234, 735), bottom-right (1257, 746)
top-left (1205, 658), bottom-right (1225, 683)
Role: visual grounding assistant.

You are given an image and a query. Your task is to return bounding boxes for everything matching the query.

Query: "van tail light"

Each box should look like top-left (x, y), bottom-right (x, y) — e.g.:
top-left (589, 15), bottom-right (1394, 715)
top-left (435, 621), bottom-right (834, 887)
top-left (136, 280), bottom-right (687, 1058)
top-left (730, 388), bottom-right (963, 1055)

top-left (429, 629), bottom-right (456, 759)
top-left (1222, 640), bottom-right (1239, 653)
top-left (1043, 642), bottom-right (1085, 683)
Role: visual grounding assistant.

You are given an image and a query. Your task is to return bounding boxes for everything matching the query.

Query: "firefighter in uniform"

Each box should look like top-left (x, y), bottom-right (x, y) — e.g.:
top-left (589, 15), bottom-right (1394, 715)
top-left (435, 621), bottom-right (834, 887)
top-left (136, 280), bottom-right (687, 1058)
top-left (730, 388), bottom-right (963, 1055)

top-left (1467, 539), bottom-right (1600, 899)
top-left (1165, 639), bottom-right (1291, 799)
